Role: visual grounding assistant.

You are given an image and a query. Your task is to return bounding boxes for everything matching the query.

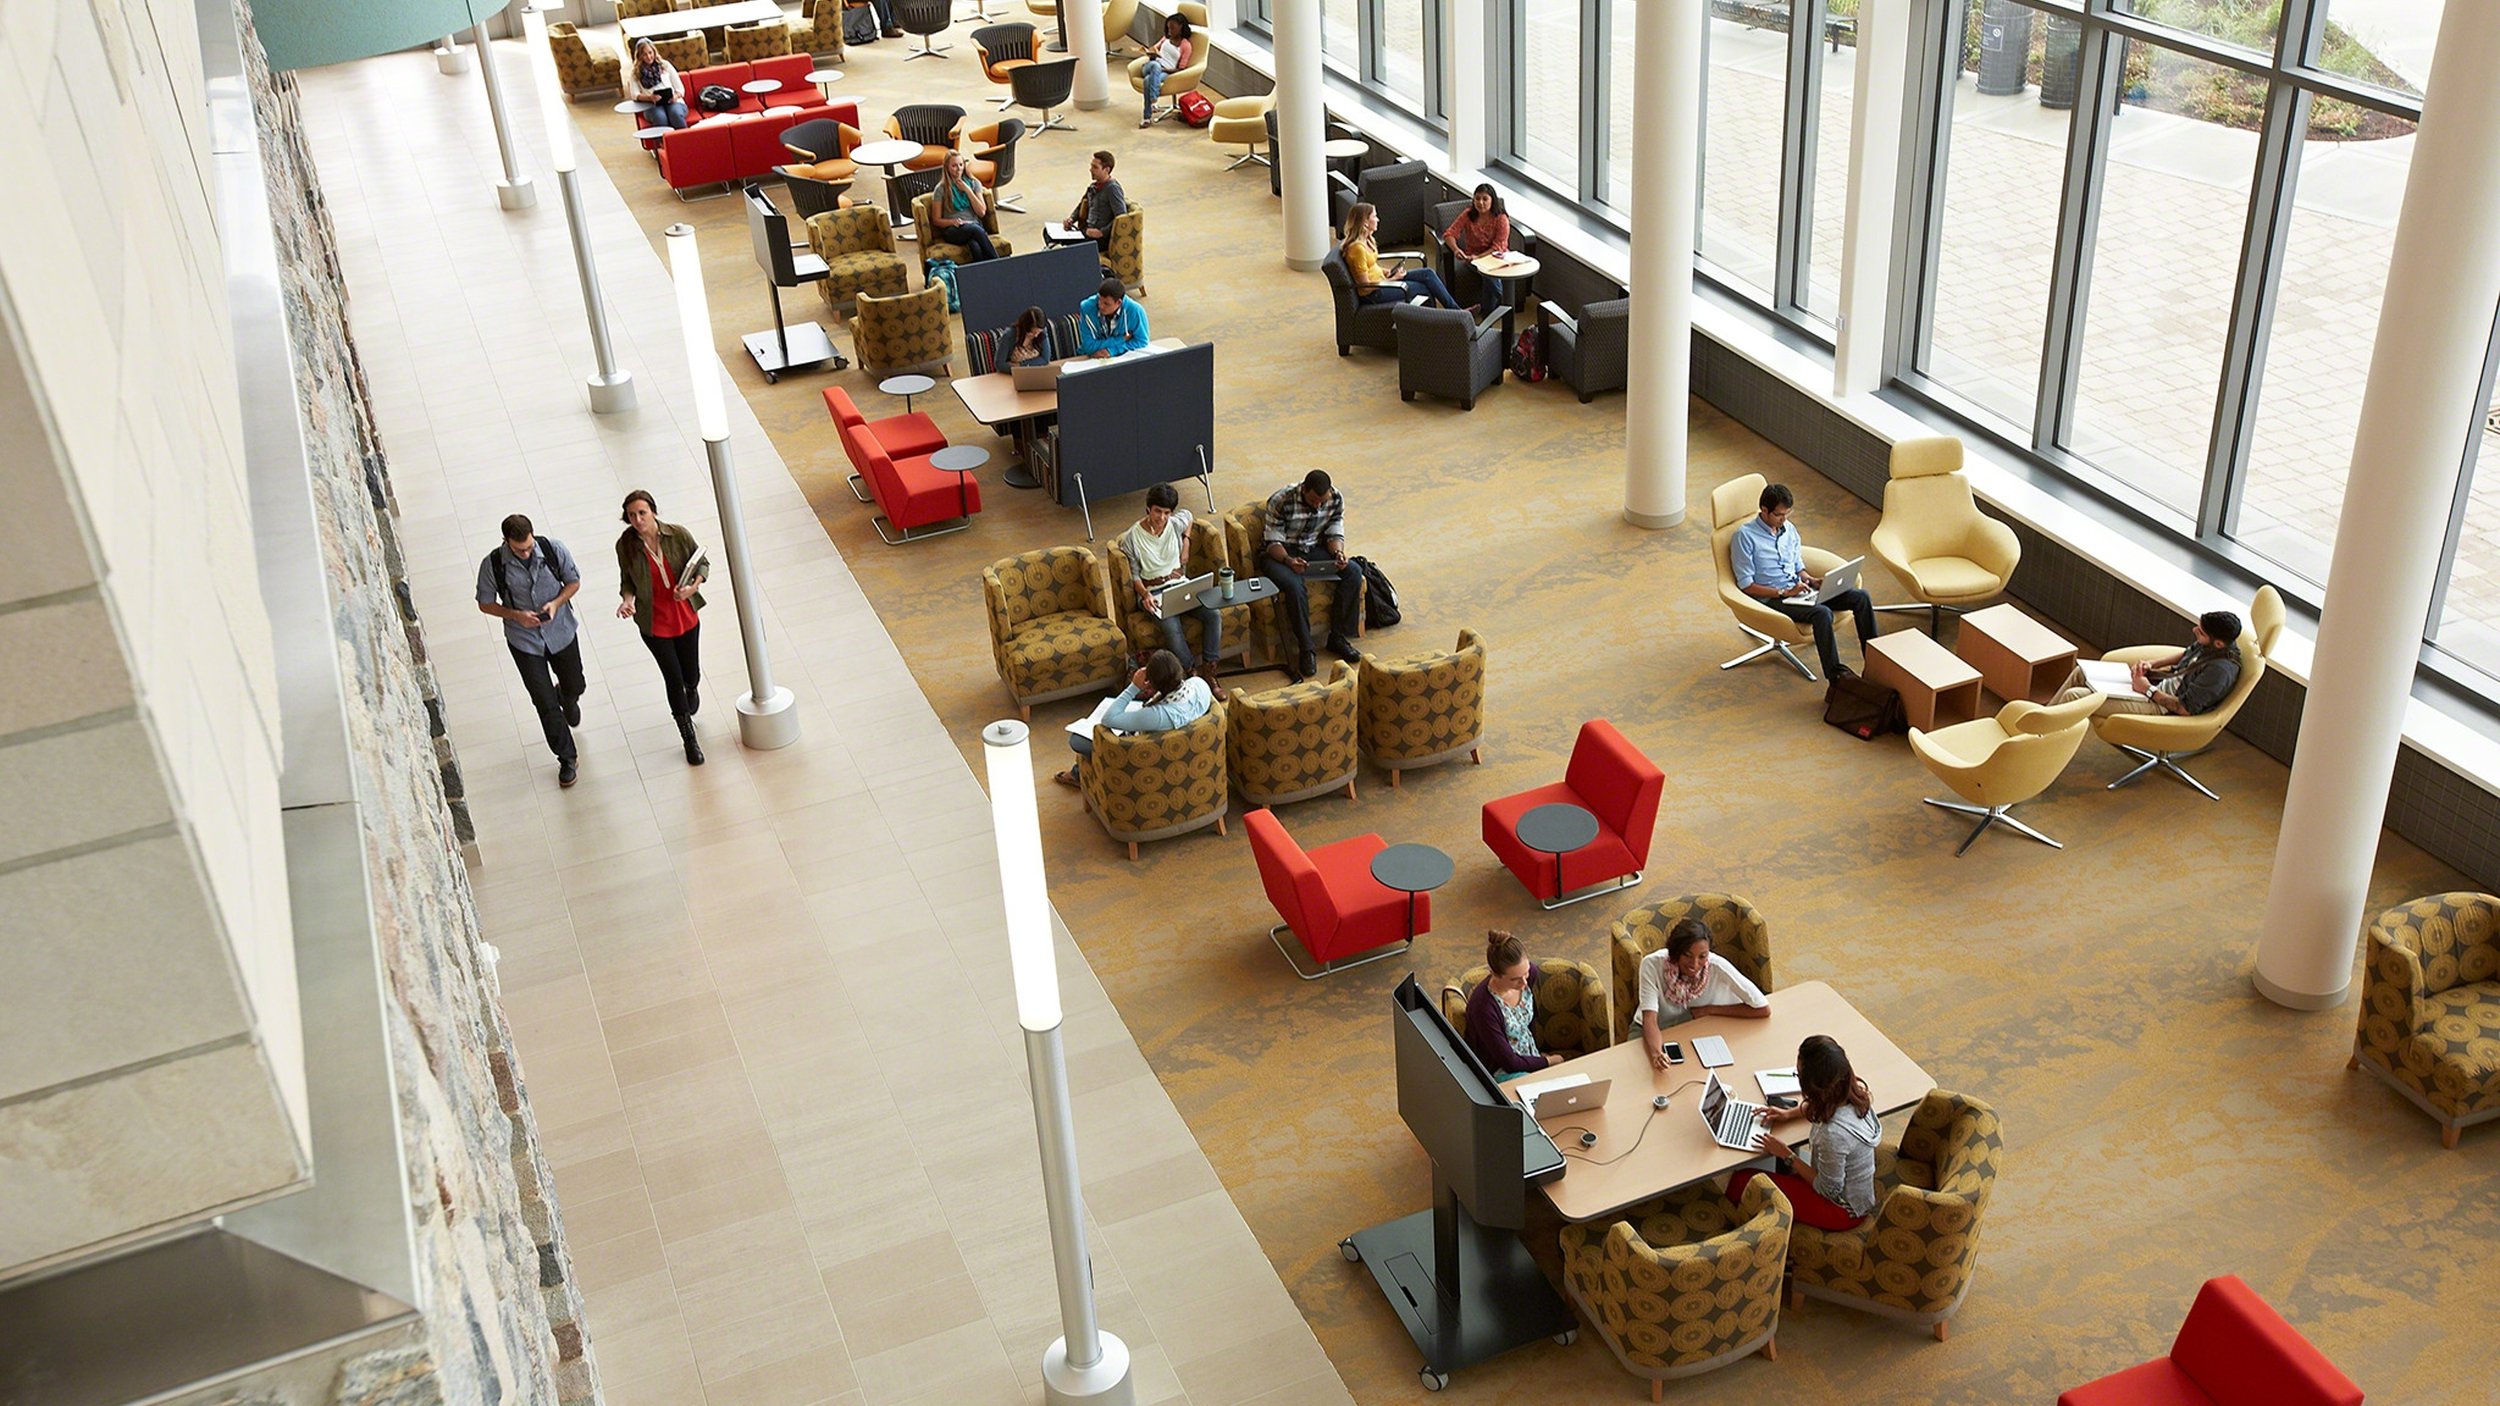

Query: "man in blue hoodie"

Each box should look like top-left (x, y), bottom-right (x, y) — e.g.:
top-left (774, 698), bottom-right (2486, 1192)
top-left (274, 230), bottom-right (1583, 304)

top-left (1076, 276), bottom-right (1150, 358)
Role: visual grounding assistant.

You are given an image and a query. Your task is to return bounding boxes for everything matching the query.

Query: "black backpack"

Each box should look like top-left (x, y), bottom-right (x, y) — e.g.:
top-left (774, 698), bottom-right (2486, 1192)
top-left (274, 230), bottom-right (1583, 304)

top-left (1823, 674), bottom-right (1906, 740)
top-left (843, 4), bottom-right (879, 44)
top-left (1353, 556), bottom-right (1401, 629)
top-left (697, 83), bottom-right (740, 112)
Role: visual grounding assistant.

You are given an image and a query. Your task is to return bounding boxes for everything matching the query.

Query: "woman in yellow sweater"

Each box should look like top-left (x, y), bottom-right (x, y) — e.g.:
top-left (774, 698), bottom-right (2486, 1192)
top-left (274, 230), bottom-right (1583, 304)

top-left (1340, 203), bottom-right (1465, 312)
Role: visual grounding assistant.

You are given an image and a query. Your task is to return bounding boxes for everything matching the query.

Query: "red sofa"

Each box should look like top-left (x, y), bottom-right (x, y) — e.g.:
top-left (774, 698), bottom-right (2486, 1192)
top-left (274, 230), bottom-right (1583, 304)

top-left (1246, 809), bottom-right (1426, 979)
top-left (840, 423), bottom-right (980, 546)
top-left (641, 77), bottom-right (858, 193)
top-left (2059, 1277), bottom-right (2361, 1406)
top-left (824, 386), bottom-right (945, 460)
top-left (1481, 718), bottom-right (1663, 908)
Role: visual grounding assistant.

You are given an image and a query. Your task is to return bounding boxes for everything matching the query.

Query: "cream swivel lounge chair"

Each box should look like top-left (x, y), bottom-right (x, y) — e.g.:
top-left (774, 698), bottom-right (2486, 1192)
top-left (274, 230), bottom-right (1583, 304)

top-left (1868, 436), bottom-right (2020, 633)
top-left (2089, 586), bottom-right (2283, 799)
top-left (1709, 473), bottom-right (1854, 682)
top-left (1908, 694), bottom-right (2099, 855)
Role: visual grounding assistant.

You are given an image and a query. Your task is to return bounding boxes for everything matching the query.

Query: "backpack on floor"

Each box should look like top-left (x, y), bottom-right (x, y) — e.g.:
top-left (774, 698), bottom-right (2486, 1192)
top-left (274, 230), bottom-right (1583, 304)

top-left (1509, 325), bottom-right (1546, 382)
top-left (1352, 556), bottom-right (1401, 629)
top-left (927, 258), bottom-right (962, 311)
top-left (1175, 91), bottom-right (1215, 127)
top-left (843, 5), bottom-right (879, 44)
top-left (1823, 675), bottom-right (1906, 740)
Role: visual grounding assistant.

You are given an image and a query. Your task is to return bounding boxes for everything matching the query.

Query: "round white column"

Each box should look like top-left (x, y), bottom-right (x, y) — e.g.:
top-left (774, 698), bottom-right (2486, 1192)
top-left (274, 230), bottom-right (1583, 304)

top-left (1066, 0), bottom-right (1112, 110)
top-left (1622, 0), bottom-right (1703, 529)
top-left (2253, 3), bottom-right (2500, 1009)
top-left (1275, 0), bottom-right (1329, 272)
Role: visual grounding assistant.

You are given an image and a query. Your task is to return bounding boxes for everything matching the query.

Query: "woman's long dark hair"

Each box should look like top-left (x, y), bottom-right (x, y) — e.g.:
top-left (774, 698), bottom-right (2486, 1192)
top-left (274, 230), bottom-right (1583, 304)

top-left (1162, 13), bottom-right (1190, 44)
top-left (1797, 1034), bottom-right (1871, 1124)
top-left (1141, 649), bottom-right (1188, 702)
top-left (1012, 305), bottom-right (1048, 348)
top-left (1463, 182), bottom-right (1504, 224)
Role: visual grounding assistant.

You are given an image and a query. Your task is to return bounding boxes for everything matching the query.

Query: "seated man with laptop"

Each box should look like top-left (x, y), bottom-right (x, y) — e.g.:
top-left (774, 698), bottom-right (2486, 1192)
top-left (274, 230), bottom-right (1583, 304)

top-left (1120, 484), bottom-right (1226, 691)
top-left (1260, 469), bottom-right (1367, 681)
top-left (1732, 481), bottom-right (1879, 679)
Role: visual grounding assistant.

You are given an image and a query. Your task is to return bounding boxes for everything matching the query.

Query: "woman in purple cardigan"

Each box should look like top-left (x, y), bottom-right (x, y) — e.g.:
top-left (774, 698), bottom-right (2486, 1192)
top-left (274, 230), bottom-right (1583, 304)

top-left (1464, 931), bottom-right (1563, 1082)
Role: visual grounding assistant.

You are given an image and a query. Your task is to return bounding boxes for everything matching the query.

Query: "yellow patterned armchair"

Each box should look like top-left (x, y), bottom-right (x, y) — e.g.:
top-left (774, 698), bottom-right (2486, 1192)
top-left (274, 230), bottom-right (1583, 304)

top-left (1105, 202), bottom-right (1145, 296)
top-left (1609, 895), bottom-right (1774, 1041)
top-left (1224, 498), bottom-right (1361, 660)
top-left (1438, 958), bottom-right (1611, 1062)
top-left (1561, 1178), bottom-right (1790, 1400)
top-left (651, 32), bottom-right (710, 75)
top-left (548, 23), bottom-right (622, 100)
top-left (983, 547), bottom-right (1129, 718)
top-left (1226, 662), bottom-right (1359, 808)
top-left (806, 206), bottom-right (910, 318)
top-left (852, 284), bottom-right (953, 378)
top-left (1787, 1088), bottom-right (2004, 1341)
top-left (1357, 627), bottom-right (1485, 786)
top-left (1080, 707), bottom-right (1229, 861)
top-left (2352, 892), bottom-right (2500, 1148)
top-left (1104, 520), bottom-right (1252, 666)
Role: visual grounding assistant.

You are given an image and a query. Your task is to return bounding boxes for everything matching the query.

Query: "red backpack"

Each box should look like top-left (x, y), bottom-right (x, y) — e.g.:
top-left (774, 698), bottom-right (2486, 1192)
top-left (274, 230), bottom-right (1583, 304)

top-left (1509, 325), bottom-right (1546, 382)
top-left (1175, 91), bottom-right (1214, 126)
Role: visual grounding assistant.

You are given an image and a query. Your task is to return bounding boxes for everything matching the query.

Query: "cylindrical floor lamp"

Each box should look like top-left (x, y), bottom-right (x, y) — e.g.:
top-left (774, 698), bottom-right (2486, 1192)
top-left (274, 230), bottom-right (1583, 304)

top-left (981, 721), bottom-right (1133, 1406)
top-left (666, 224), bottom-right (801, 750)
top-left (469, 10), bottom-right (536, 209)
top-left (522, 4), bottom-right (635, 413)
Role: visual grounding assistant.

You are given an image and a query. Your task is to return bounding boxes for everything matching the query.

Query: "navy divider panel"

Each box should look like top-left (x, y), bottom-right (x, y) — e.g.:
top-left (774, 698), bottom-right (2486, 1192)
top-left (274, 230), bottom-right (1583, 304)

top-left (1054, 342), bottom-right (1217, 510)
top-left (956, 241), bottom-right (1104, 353)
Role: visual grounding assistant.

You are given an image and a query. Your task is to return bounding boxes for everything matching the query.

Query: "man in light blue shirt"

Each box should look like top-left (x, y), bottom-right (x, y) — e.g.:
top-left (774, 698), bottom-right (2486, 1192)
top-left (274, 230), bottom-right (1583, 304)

top-left (1076, 276), bottom-right (1151, 357)
top-left (1731, 482), bottom-right (1876, 679)
top-left (476, 513), bottom-right (588, 785)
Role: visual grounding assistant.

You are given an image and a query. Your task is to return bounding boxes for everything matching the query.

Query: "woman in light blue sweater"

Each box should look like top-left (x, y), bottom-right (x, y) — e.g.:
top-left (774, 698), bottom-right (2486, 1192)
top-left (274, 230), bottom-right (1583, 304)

top-left (1054, 649), bottom-right (1212, 787)
top-left (1726, 1034), bottom-right (1881, 1230)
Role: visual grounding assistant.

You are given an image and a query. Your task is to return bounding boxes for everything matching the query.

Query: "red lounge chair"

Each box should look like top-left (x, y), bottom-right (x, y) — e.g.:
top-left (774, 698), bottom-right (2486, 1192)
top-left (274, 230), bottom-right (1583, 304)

top-left (1246, 809), bottom-right (1424, 980)
top-left (2058, 1276), bottom-right (2361, 1406)
top-left (1481, 718), bottom-right (1663, 909)
top-left (824, 385), bottom-right (945, 461)
top-left (841, 423), bottom-right (979, 545)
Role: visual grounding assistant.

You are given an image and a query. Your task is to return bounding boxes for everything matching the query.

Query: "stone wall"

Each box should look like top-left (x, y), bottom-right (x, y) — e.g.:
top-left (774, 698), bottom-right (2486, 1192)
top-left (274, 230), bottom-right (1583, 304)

top-left (232, 7), bottom-right (592, 1403)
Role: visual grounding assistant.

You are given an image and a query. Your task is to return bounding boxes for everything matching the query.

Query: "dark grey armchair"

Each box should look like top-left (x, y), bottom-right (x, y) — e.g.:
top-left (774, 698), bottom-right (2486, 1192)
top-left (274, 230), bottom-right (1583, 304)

top-left (1427, 197), bottom-right (1538, 312)
top-left (1393, 305), bottom-right (1504, 411)
top-left (1545, 297), bottom-right (1631, 404)
top-left (1270, 110), bottom-right (1363, 197)
top-left (1330, 158), bottom-right (1431, 246)
top-left (777, 165), bottom-right (852, 220)
top-left (1321, 248), bottom-right (1400, 357)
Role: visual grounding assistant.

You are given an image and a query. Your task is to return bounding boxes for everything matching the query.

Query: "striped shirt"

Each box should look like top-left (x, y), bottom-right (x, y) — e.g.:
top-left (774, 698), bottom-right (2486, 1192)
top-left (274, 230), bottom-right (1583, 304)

top-left (1262, 485), bottom-right (1345, 555)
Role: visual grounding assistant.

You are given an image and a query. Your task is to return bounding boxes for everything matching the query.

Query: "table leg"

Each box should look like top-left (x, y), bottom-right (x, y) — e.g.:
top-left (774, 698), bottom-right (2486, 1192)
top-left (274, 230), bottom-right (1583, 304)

top-left (1406, 890), bottom-right (1417, 943)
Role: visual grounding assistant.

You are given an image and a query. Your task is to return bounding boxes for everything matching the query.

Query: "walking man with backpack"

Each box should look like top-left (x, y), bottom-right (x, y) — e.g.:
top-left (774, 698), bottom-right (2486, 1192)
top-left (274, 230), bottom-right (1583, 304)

top-left (477, 513), bottom-right (589, 787)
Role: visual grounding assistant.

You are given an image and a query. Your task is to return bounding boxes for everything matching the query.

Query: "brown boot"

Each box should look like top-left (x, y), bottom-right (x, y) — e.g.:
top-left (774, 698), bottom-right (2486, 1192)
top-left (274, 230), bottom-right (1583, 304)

top-left (1199, 663), bottom-right (1227, 701)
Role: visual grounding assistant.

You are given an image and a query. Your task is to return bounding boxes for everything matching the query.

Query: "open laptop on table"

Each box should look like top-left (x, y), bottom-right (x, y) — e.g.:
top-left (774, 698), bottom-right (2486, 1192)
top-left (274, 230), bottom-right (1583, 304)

top-left (1147, 573), bottom-right (1215, 617)
top-left (1009, 361), bottom-right (1064, 392)
top-left (1778, 554), bottom-right (1866, 608)
top-left (1699, 1071), bottom-right (1772, 1152)
top-left (1515, 1076), bottom-right (1611, 1120)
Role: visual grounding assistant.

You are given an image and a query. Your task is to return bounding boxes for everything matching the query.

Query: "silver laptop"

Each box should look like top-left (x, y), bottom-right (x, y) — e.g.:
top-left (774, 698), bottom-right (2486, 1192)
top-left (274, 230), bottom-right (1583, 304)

top-left (1010, 361), bottom-right (1063, 392)
top-left (1699, 1071), bottom-right (1770, 1152)
top-left (1528, 1078), bottom-right (1610, 1120)
top-left (1786, 554), bottom-right (1866, 607)
top-left (1149, 572), bottom-right (1215, 616)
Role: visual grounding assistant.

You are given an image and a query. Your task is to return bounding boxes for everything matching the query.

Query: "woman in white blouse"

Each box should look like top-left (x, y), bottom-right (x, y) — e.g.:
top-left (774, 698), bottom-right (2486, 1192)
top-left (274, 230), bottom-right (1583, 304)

top-left (1120, 483), bottom-right (1224, 690)
top-left (1635, 917), bottom-right (1770, 1069)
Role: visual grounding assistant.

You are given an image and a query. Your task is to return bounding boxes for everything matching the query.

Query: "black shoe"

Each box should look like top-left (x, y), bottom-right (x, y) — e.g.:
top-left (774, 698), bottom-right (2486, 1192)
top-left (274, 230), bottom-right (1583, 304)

top-left (1294, 649), bottom-right (1316, 681)
top-left (881, 26), bottom-right (902, 36)
top-left (562, 696), bottom-right (582, 728)
top-left (558, 759), bottom-right (578, 787)
top-left (1830, 664), bottom-right (1856, 680)
top-left (686, 685), bottom-right (699, 716)
top-left (678, 717), bottom-right (704, 767)
top-left (1327, 635), bottom-right (1361, 664)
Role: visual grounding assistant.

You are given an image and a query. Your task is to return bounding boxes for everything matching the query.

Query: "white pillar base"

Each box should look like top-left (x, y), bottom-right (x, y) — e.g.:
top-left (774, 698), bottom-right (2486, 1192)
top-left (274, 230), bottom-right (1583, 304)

top-left (2252, 968), bottom-right (2350, 1012)
top-left (495, 177), bottom-right (538, 210)
top-left (1285, 254), bottom-right (1322, 272)
top-left (435, 44), bottom-right (471, 76)
top-left (1042, 1333), bottom-right (1134, 1406)
top-left (1622, 506), bottom-right (1685, 531)
top-left (737, 686), bottom-right (801, 750)
top-left (586, 371), bottom-right (638, 415)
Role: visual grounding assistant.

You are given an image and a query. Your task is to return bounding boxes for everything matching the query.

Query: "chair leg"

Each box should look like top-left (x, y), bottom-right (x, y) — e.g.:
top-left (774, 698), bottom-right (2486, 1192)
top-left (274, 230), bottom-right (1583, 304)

top-left (2444, 1123), bottom-right (2461, 1149)
top-left (1215, 815), bottom-right (1227, 836)
top-left (1389, 768), bottom-right (1401, 788)
top-left (1344, 778), bottom-right (1357, 800)
top-left (1470, 747), bottom-right (1482, 765)
top-left (2346, 1049), bottom-right (2361, 1070)
top-left (2106, 742), bottom-right (2224, 800)
top-left (1018, 703), bottom-right (1032, 721)
top-left (1127, 840), bottom-right (1139, 861)
top-left (1932, 1320), bottom-right (1949, 1343)
top-left (1650, 1382), bottom-right (1662, 1404)
top-left (1760, 1337), bottom-right (1776, 1363)
top-left (1720, 623), bottom-right (1818, 681)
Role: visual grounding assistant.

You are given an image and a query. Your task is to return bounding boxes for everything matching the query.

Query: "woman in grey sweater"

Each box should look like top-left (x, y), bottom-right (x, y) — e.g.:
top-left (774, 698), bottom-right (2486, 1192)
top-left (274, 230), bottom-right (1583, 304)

top-left (1727, 1034), bottom-right (1881, 1230)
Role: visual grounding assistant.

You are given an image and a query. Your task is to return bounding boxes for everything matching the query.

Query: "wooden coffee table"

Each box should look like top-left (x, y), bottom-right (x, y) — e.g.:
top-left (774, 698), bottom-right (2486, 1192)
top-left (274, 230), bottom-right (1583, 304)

top-left (1956, 603), bottom-right (2079, 704)
top-left (1865, 630), bottom-right (1983, 732)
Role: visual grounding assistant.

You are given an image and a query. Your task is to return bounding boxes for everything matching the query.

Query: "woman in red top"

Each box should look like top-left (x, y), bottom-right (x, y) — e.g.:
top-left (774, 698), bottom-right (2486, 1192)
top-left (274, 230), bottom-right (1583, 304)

top-left (614, 490), bottom-right (710, 766)
top-left (1439, 183), bottom-right (1514, 316)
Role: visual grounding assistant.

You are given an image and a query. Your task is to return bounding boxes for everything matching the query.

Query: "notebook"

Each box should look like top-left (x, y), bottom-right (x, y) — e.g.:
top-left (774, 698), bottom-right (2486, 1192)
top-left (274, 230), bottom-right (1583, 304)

top-left (2077, 658), bottom-right (2147, 700)
top-left (1754, 1067), bottom-right (1802, 1098)
top-left (1693, 1035), bottom-right (1735, 1069)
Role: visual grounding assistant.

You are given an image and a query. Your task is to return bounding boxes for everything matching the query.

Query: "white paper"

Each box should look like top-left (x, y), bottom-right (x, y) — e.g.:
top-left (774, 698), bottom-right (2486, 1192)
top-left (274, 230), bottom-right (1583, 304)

top-left (2077, 658), bottom-right (2145, 699)
top-left (1693, 1036), bottom-right (1734, 1069)
top-left (1064, 696), bottom-right (1116, 740)
top-left (1754, 1068), bottom-right (1802, 1098)
top-left (680, 545), bottom-right (707, 581)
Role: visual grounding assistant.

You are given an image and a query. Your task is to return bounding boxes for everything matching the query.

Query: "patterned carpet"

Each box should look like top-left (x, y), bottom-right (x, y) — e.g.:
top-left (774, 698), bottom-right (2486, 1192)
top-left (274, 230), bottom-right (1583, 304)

top-left (579, 20), bottom-right (2498, 1403)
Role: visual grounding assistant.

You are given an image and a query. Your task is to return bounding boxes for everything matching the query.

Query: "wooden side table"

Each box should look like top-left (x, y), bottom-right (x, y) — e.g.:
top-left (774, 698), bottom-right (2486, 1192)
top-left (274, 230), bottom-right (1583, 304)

top-left (1865, 631), bottom-right (1983, 733)
top-left (1955, 603), bottom-right (2079, 704)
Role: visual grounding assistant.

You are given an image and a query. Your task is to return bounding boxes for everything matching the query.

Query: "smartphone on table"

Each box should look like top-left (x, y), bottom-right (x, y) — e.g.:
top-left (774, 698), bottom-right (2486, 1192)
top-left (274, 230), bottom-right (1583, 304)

top-left (1662, 1041), bottom-right (1685, 1066)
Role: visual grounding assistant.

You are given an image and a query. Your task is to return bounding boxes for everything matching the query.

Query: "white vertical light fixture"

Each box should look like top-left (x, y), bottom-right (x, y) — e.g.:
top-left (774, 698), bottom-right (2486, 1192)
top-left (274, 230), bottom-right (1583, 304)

top-left (469, 8), bottom-right (536, 209)
top-left (435, 34), bottom-right (471, 75)
top-left (666, 224), bottom-right (801, 751)
top-left (981, 721), bottom-right (1133, 1406)
top-left (523, 4), bottom-right (636, 414)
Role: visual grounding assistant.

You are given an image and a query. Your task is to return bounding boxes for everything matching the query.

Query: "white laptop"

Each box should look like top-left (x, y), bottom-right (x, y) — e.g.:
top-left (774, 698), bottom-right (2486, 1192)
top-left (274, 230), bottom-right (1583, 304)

top-left (1699, 1071), bottom-right (1771, 1153)
top-left (1010, 361), bottom-right (1064, 392)
top-left (1785, 555), bottom-right (1866, 606)
top-left (1526, 1078), bottom-right (1610, 1120)
top-left (1148, 572), bottom-right (1215, 617)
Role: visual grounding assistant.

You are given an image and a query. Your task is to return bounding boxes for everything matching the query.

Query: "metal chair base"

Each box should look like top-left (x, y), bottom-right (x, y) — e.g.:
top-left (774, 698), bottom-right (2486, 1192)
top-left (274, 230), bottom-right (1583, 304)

top-left (1923, 798), bottom-right (2061, 857)
top-left (994, 192), bottom-right (1026, 213)
top-left (871, 514), bottom-right (973, 546)
top-left (907, 37), bottom-right (955, 59)
top-left (847, 472), bottom-right (873, 503)
top-left (1269, 923), bottom-right (1412, 981)
top-left (1024, 107), bottom-right (1073, 134)
top-left (2106, 743), bottom-right (2222, 800)
top-left (1540, 870), bottom-right (1643, 912)
top-left (1225, 148), bottom-right (1273, 171)
top-left (1720, 624), bottom-right (1818, 682)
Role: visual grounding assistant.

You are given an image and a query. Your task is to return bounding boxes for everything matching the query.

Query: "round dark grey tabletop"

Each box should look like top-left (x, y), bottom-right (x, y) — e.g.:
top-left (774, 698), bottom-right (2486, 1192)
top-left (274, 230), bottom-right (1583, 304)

top-left (1369, 843), bottom-right (1454, 895)
top-left (929, 445), bottom-right (990, 472)
top-left (1517, 802), bottom-right (1598, 856)
top-left (1197, 575), bottom-right (1277, 611)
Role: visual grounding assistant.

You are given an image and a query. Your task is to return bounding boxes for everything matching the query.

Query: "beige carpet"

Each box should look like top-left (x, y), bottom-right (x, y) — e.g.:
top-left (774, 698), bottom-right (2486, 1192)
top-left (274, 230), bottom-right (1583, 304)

top-left (580, 20), bottom-right (2496, 1403)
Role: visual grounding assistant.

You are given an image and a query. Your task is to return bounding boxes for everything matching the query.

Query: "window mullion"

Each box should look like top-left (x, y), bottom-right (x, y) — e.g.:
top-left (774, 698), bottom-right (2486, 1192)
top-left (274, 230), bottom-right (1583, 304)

top-left (1898, 0), bottom-right (1966, 379)
top-left (1774, 3), bottom-right (1824, 315)
top-left (2199, 85), bottom-right (2308, 542)
top-left (2034, 15), bottom-right (2124, 453)
top-left (2423, 311), bottom-right (2500, 636)
top-left (1581, 0), bottom-right (1605, 204)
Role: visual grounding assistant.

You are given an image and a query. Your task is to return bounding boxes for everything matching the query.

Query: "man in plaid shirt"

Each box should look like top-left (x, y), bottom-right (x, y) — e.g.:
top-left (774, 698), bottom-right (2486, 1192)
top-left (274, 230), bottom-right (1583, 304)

top-left (1259, 469), bottom-right (1366, 680)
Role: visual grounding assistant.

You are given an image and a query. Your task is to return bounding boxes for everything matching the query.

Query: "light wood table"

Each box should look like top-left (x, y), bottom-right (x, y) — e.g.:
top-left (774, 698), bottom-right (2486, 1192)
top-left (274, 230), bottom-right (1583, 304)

top-left (1956, 603), bottom-right (2080, 704)
top-left (1519, 981), bottom-right (1934, 1224)
top-left (948, 338), bottom-right (1190, 427)
top-left (1865, 629), bottom-right (1984, 732)
top-left (618, 0), bottom-right (782, 42)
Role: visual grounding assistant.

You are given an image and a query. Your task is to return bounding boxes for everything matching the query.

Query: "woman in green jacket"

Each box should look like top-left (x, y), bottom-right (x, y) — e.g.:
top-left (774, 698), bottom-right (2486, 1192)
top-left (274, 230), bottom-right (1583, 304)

top-left (614, 490), bottom-right (710, 765)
